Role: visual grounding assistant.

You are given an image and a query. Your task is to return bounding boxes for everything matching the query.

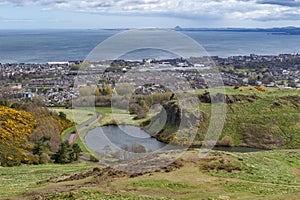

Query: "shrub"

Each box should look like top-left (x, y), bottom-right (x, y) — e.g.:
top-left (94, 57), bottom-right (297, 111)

top-left (129, 143), bottom-right (146, 153)
top-left (254, 86), bottom-right (266, 92)
top-left (52, 141), bottom-right (81, 164)
top-left (39, 153), bottom-right (52, 164)
top-left (133, 109), bottom-right (147, 120)
top-left (110, 150), bottom-right (120, 159)
top-left (219, 136), bottom-right (234, 147)
top-left (32, 136), bottom-right (52, 156)
top-left (0, 106), bottom-right (37, 166)
top-left (90, 155), bottom-right (99, 162)
top-left (25, 153), bottom-right (40, 165)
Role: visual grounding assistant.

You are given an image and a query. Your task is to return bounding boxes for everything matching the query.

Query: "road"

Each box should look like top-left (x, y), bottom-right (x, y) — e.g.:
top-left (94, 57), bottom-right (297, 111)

top-left (66, 113), bottom-right (103, 145)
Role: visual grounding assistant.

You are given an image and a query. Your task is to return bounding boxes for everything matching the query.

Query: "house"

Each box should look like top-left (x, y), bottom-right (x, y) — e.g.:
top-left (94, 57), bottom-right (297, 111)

top-left (23, 92), bottom-right (34, 100)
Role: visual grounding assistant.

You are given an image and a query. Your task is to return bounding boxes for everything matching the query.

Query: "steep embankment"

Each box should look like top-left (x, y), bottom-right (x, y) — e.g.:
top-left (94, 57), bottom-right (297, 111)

top-left (0, 106), bottom-right (37, 166)
top-left (0, 104), bottom-right (74, 166)
top-left (147, 87), bottom-right (300, 149)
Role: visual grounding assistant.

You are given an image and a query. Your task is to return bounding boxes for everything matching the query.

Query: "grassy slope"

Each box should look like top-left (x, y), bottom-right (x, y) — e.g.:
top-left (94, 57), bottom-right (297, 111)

top-left (94, 107), bottom-right (154, 126)
top-left (197, 87), bottom-right (300, 149)
top-left (0, 162), bottom-right (95, 198)
top-left (50, 108), bottom-right (96, 125)
top-left (3, 149), bottom-right (299, 200)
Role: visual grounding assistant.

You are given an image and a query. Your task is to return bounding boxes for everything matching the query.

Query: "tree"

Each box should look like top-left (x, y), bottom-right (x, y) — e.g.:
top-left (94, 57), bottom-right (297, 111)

top-left (32, 136), bottom-right (52, 156)
top-left (79, 86), bottom-right (93, 96)
top-left (248, 77), bottom-right (257, 85)
top-left (72, 143), bottom-right (81, 161)
top-left (97, 84), bottom-right (113, 96)
top-left (0, 100), bottom-right (8, 107)
top-left (58, 112), bottom-right (67, 120)
top-left (52, 141), bottom-right (81, 164)
top-left (115, 83), bottom-right (134, 96)
top-left (287, 79), bottom-right (296, 87)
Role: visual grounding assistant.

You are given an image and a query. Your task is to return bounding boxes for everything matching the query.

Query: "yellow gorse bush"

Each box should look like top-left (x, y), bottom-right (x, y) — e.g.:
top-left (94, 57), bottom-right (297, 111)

top-left (0, 106), bottom-right (37, 149)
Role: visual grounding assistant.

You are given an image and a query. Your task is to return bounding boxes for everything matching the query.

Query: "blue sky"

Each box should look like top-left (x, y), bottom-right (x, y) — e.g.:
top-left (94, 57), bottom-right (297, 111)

top-left (1, 0), bottom-right (300, 29)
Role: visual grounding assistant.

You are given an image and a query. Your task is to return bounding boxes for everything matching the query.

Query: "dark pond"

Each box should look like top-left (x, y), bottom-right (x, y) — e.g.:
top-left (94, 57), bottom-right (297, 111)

top-left (85, 125), bottom-right (177, 156)
top-left (85, 125), bottom-right (264, 156)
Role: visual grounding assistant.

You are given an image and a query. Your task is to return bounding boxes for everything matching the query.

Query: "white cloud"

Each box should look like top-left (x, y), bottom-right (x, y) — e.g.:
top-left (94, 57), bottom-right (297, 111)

top-left (1, 0), bottom-right (300, 21)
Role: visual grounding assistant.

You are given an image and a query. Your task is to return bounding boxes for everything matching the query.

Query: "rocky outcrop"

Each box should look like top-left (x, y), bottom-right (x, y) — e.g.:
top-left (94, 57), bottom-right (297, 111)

top-left (199, 92), bottom-right (259, 104)
top-left (145, 100), bottom-right (202, 145)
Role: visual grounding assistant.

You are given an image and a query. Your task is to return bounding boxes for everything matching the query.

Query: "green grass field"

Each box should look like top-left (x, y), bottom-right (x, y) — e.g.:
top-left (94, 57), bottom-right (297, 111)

top-left (50, 108), bottom-right (96, 124)
top-left (1, 149), bottom-right (299, 200)
top-left (0, 162), bottom-right (95, 198)
top-left (94, 107), bottom-right (154, 126)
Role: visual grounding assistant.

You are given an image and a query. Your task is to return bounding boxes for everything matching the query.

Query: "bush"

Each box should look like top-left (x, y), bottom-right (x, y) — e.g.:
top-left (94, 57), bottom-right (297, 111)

top-left (254, 86), bottom-right (266, 92)
top-left (58, 112), bottom-right (67, 120)
top-left (110, 150), bottom-right (120, 159)
top-left (0, 106), bottom-right (37, 167)
top-left (129, 143), bottom-right (146, 153)
top-left (90, 155), bottom-right (99, 162)
top-left (39, 153), bottom-right (52, 164)
top-left (133, 109), bottom-right (147, 120)
top-left (52, 141), bottom-right (81, 164)
top-left (218, 136), bottom-right (234, 147)
top-left (32, 136), bottom-right (52, 156)
top-left (25, 153), bottom-right (40, 165)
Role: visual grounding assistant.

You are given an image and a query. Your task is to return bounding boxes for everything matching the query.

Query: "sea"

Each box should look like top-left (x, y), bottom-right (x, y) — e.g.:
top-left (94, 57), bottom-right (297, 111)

top-left (1, 29), bottom-right (300, 63)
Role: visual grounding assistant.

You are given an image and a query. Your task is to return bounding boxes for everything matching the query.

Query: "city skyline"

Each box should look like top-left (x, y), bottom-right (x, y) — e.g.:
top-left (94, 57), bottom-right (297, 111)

top-left (1, 0), bottom-right (300, 29)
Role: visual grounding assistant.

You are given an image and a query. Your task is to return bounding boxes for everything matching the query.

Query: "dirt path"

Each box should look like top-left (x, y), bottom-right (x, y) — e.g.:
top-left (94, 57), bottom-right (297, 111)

top-left (64, 112), bottom-right (104, 164)
top-left (66, 113), bottom-right (103, 145)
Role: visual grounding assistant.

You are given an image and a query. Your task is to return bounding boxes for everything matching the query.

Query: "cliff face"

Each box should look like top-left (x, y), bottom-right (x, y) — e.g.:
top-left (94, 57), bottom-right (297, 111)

top-left (199, 92), bottom-right (259, 104)
top-left (162, 101), bottom-right (182, 128)
top-left (145, 100), bottom-right (203, 145)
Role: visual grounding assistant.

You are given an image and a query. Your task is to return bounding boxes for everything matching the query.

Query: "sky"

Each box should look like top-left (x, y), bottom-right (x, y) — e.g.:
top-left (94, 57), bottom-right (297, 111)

top-left (1, 0), bottom-right (300, 29)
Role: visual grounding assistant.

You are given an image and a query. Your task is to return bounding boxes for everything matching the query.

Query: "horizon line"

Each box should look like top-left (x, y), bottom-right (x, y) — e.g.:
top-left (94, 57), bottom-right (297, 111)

top-left (0, 26), bottom-right (300, 31)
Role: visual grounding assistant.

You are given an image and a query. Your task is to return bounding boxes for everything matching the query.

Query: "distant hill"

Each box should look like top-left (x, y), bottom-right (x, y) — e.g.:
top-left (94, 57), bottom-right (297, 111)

top-left (173, 26), bottom-right (300, 35)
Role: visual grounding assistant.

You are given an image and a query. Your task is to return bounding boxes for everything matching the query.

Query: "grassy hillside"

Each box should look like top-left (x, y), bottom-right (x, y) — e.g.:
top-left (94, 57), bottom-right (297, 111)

top-left (0, 106), bottom-right (37, 166)
top-left (0, 162), bottom-right (95, 198)
top-left (2, 149), bottom-right (299, 200)
top-left (202, 87), bottom-right (300, 149)
top-left (21, 104), bottom-right (74, 151)
top-left (0, 104), bottom-right (75, 167)
top-left (153, 87), bottom-right (300, 149)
